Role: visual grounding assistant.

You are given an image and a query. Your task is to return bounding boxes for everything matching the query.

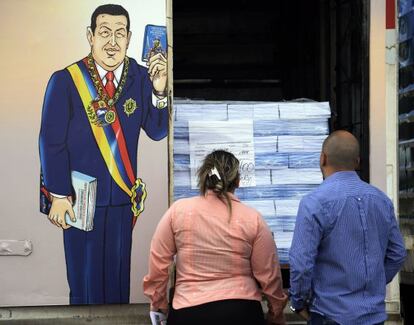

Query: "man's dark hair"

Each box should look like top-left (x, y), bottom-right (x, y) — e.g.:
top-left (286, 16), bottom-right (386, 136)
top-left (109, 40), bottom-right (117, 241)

top-left (91, 4), bottom-right (130, 34)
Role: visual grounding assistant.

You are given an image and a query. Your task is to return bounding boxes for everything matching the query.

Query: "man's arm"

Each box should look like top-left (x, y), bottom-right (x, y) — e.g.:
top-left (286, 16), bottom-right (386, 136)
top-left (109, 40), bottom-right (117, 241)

top-left (140, 54), bottom-right (168, 141)
top-left (39, 70), bottom-right (75, 228)
top-left (148, 53), bottom-right (167, 98)
top-left (384, 203), bottom-right (406, 283)
top-left (289, 196), bottom-right (323, 315)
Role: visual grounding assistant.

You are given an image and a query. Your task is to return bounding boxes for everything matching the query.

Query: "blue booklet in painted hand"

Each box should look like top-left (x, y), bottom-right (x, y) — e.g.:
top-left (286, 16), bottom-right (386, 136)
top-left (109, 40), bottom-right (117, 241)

top-left (142, 24), bottom-right (167, 62)
top-left (65, 171), bottom-right (97, 232)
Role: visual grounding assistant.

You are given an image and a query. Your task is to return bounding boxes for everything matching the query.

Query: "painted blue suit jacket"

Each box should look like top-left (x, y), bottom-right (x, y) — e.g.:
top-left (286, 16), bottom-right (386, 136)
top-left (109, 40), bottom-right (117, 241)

top-left (39, 57), bottom-right (168, 207)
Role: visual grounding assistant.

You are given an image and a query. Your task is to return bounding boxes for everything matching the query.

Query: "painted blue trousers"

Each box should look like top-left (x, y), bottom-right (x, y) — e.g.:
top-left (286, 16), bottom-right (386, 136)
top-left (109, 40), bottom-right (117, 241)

top-left (63, 205), bottom-right (133, 304)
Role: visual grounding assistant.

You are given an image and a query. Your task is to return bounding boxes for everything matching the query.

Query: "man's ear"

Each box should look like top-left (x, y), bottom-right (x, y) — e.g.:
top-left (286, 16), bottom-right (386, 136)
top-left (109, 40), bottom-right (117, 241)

top-left (126, 31), bottom-right (132, 49)
top-left (355, 157), bottom-right (361, 169)
top-left (320, 152), bottom-right (328, 167)
top-left (87, 27), bottom-right (94, 47)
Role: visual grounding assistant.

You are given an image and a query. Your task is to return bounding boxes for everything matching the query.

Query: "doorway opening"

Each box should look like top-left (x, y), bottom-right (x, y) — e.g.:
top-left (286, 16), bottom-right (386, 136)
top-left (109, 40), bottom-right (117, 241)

top-left (173, 0), bottom-right (370, 180)
top-left (173, 0), bottom-right (370, 287)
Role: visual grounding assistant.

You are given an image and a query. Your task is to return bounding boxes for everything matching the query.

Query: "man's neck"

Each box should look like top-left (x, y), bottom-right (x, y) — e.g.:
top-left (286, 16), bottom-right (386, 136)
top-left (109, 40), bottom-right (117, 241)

top-left (323, 168), bottom-right (355, 179)
top-left (94, 60), bottom-right (124, 85)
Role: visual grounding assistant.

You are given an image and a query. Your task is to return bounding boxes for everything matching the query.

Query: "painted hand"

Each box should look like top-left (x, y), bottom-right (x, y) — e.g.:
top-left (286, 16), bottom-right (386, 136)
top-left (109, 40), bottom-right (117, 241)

top-left (48, 196), bottom-right (76, 229)
top-left (147, 53), bottom-right (167, 97)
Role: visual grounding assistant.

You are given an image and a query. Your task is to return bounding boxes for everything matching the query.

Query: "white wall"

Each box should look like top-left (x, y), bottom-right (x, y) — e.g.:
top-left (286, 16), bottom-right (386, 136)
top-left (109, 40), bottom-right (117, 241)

top-left (370, 0), bottom-right (401, 314)
top-left (370, 0), bottom-right (388, 192)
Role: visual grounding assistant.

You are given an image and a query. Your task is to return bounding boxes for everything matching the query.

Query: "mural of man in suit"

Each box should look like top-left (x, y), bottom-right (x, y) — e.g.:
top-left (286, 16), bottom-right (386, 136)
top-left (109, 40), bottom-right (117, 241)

top-left (39, 4), bottom-right (168, 304)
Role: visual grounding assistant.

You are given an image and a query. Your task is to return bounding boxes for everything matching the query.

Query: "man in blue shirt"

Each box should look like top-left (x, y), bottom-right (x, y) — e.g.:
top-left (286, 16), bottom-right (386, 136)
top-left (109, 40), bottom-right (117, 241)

top-left (289, 130), bottom-right (406, 325)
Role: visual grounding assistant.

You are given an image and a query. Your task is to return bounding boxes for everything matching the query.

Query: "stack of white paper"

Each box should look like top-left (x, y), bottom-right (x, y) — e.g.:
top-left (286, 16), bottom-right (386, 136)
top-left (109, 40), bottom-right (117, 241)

top-left (173, 100), bottom-right (330, 264)
top-left (278, 102), bottom-right (331, 120)
top-left (271, 169), bottom-right (323, 185)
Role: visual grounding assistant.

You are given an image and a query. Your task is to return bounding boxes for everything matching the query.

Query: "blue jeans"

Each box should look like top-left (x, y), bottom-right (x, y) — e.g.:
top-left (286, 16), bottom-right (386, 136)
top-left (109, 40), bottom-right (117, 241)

top-left (308, 312), bottom-right (384, 325)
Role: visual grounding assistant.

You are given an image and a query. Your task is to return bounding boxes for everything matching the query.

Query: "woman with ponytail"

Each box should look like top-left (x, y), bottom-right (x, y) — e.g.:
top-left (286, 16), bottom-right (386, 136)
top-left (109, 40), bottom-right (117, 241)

top-left (143, 150), bottom-right (287, 325)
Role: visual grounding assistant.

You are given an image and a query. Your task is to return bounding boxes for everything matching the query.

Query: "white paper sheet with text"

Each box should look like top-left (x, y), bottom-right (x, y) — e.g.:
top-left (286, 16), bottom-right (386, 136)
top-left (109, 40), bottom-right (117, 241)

top-left (189, 120), bottom-right (256, 189)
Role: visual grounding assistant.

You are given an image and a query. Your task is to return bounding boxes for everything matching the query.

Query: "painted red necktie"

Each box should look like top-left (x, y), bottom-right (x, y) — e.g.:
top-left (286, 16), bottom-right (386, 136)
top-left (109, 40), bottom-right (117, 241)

top-left (105, 71), bottom-right (116, 98)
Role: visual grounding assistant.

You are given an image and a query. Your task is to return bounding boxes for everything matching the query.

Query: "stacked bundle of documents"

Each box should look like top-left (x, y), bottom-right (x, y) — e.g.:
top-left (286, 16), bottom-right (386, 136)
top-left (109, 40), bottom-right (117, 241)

top-left (173, 100), bottom-right (330, 264)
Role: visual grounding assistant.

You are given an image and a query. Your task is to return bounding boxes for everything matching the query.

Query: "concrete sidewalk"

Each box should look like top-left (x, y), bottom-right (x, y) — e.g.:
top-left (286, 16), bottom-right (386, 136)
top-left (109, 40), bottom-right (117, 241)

top-left (0, 304), bottom-right (306, 324)
top-left (0, 304), bottom-right (402, 324)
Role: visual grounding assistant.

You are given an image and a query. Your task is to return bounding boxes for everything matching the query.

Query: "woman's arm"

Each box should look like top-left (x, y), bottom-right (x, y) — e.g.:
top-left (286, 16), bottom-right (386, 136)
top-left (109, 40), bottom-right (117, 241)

top-left (143, 206), bottom-right (177, 310)
top-left (251, 215), bottom-right (288, 325)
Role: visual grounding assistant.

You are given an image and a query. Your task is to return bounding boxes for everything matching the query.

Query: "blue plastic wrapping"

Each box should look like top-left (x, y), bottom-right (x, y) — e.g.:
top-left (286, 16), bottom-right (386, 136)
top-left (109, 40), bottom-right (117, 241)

top-left (255, 120), bottom-right (329, 136)
top-left (173, 100), bottom-right (331, 264)
top-left (288, 152), bottom-right (321, 168)
top-left (174, 120), bottom-right (329, 141)
top-left (271, 168), bottom-right (322, 185)
top-left (174, 184), bottom-right (318, 201)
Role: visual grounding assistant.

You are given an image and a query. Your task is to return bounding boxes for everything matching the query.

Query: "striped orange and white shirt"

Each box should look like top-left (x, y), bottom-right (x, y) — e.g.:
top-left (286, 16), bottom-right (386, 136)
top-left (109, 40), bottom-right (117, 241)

top-left (143, 191), bottom-right (288, 324)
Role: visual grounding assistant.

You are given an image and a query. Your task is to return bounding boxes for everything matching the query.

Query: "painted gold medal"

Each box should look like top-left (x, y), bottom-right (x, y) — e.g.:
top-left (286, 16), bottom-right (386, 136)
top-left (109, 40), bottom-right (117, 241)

top-left (123, 98), bottom-right (137, 117)
top-left (104, 110), bottom-right (116, 124)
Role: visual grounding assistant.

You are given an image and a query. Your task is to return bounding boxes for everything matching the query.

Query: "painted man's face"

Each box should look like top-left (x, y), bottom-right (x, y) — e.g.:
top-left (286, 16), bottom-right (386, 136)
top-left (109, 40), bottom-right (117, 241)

top-left (87, 14), bottom-right (131, 71)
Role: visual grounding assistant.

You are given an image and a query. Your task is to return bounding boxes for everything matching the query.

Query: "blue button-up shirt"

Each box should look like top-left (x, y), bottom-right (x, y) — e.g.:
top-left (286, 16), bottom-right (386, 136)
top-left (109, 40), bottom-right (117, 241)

top-left (289, 171), bottom-right (406, 325)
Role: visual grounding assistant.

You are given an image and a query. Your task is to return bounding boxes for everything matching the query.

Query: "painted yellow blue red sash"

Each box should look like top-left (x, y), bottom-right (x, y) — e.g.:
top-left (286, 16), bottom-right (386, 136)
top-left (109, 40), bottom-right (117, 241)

top-left (67, 60), bottom-right (146, 226)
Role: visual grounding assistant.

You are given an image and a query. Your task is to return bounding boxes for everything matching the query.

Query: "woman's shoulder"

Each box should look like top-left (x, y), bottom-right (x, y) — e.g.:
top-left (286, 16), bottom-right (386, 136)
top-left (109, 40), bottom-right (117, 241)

top-left (234, 200), bottom-right (262, 220)
top-left (171, 195), bottom-right (202, 208)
